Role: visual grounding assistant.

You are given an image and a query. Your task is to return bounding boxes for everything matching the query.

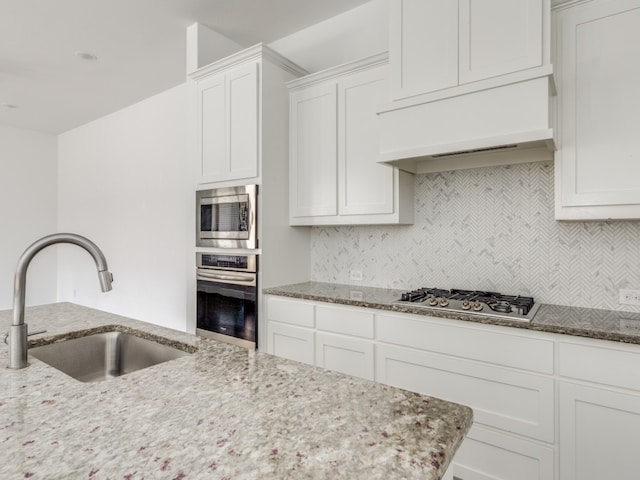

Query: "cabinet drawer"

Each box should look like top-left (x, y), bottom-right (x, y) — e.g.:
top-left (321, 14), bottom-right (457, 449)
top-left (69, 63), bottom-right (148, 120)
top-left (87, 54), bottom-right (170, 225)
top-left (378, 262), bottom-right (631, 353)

top-left (376, 313), bottom-right (554, 374)
top-left (267, 322), bottom-right (314, 366)
top-left (454, 424), bottom-right (554, 480)
top-left (266, 296), bottom-right (314, 328)
top-left (315, 332), bottom-right (374, 380)
top-left (376, 343), bottom-right (554, 442)
top-left (316, 304), bottom-right (374, 338)
top-left (559, 341), bottom-right (640, 391)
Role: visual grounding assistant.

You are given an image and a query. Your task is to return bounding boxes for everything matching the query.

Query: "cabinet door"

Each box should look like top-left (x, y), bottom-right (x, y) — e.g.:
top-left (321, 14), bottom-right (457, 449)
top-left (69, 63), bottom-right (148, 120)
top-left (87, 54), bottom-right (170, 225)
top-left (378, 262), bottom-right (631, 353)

top-left (559, 382), bottom-right (640, 480)
top-left (198, 72), bottom-right (227, 181)
top-left (390, 0), bottom-right (458, 100)
top-left (289, 83), bottom-right (338, 218)
top-left (459, 0), bottom-right (543, 84)
top-left (315, 332), bottom-right (374, 381)
top-left (226, 62), bottom-right (259, 181)
top-left (338, 66), bottom-right (394, 216)
top-left (454, 424), bottom-right (554, 480)
top-left (197, 62), bottom-right (259, 184)
top-left (555, 0), bottom-right (640, 219)
top-left (267, 322), bottom-right (314, 366)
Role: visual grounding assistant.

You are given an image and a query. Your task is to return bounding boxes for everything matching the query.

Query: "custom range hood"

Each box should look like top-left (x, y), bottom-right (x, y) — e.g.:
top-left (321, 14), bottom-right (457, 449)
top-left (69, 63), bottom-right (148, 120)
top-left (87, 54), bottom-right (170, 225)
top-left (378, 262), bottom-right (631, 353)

top-left (377, 66), bottom-right (556, 174)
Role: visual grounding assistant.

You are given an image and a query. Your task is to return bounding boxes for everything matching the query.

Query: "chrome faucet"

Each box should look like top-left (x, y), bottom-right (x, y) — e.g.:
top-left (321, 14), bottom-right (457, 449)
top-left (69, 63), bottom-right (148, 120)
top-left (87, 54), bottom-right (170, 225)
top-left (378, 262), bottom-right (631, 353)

top-left (7, 233), bottom-right (113, 369)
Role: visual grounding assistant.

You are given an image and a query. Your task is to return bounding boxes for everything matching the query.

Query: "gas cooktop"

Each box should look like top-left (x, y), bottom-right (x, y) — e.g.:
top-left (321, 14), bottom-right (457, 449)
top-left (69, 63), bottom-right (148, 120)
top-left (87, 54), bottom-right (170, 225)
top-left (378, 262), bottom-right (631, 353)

top-left (394, 288), bottom-right (540, 322)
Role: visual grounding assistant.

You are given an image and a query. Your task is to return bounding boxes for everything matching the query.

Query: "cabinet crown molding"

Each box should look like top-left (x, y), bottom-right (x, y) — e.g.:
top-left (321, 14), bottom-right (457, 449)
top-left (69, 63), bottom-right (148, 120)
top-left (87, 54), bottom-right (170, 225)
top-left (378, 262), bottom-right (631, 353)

top-left (189, 43), bottom-right (308, 80)
top-left (286, 52), bottom-right (389, 90)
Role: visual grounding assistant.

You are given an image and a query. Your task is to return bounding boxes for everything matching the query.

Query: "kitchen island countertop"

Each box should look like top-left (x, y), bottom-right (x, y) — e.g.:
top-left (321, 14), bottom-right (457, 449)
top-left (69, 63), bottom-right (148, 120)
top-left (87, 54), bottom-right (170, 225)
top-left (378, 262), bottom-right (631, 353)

top-left (0, 302), bottom-right (472, 480)
top-left (263, 281), bottom-right (640, 345)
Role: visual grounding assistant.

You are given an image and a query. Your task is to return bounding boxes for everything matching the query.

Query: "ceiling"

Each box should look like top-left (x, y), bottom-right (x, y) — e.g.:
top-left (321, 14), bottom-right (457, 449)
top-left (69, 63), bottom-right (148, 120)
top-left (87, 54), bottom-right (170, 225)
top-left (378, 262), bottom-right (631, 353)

top-left (0, 0), bottom-right (370, 134)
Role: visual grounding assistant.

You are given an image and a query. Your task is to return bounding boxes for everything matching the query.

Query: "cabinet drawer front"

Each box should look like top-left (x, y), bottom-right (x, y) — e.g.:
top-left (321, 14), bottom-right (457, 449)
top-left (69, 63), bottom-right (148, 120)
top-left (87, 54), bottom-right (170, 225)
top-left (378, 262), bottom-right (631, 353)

top-left (377, 313), bottom-right (553, 374)
top-left (267, 322), bottom-right (314, 366)
top-left (454, 425), bottom-right (554, 480)
top-left (559, 341), bottom-right (640, 390)
top-left (316, 304), bottom-right (374, 338)
top-left (376, 343), bottom-right (554, 442)
top-left (315, 332), bottom-right (374, 381)
top-left (266, 296), bottom-right (314, 328)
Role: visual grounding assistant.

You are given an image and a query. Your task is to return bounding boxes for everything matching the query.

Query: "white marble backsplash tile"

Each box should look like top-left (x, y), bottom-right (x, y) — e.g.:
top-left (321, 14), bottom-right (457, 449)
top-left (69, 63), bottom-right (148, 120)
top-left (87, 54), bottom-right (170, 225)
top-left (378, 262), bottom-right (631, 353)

top-left (310, 161), bottom-right (640, 312)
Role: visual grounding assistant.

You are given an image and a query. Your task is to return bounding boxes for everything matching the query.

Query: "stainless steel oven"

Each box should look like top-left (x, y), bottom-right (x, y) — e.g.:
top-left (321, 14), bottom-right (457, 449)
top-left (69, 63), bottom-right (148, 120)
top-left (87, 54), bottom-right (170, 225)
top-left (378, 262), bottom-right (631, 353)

top-left (196, 185), bottom-right (257, 249)
top-left (196, 253), bottom-right (257, 349)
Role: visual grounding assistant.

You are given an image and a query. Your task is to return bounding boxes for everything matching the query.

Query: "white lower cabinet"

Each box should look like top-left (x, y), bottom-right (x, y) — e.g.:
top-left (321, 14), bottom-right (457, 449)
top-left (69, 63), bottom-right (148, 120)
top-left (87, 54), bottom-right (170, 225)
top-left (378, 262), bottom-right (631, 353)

top-left (455, 425), bottom-right (554, 480)
top-left (265, 296), bottom-right (375, 380)
top-left (315, 332), bottom-right (374, 381)
top-left (267, 322), bottom-right (314, 366)
top-left (558, 339), bottom-right (640, 480)
top-left (559, 382), bottom-right (640, 480)
top-left (375, 342), bottom-right (554, 443)
top-left (266, 296), bottom-right (315, 365)
top-left (266, 294), bottom-right (640, 480)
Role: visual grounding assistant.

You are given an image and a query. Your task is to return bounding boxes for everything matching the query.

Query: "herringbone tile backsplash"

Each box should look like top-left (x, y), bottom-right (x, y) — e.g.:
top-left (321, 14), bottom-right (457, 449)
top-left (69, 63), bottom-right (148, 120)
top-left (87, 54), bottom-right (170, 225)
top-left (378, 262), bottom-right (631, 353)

top-left (310, 161), bottom-right (640, 311)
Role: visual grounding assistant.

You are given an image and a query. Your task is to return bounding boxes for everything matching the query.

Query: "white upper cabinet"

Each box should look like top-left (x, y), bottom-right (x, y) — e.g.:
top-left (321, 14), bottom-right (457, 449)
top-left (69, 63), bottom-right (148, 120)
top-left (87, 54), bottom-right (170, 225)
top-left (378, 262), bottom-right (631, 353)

top-left (554, 0), bottom-right (640, 220)
top-left (380, 0), bottom-right (554, 172)
top-left (390, 0), bottom-right (545, 101)
top-left (190, 44), bottom-right (307, 187)
top-left (390, 0), bottom-right (459, 99)
top-left (195, 61), bottom-right (258, 184)
top-left (289, 83), bottom-right (338, 218)
top-left (459, 0), bottom-right (543, 84)
top-left (288, 53), bottom-right (414, 226)
top-left (338, 67), bottom-right (395, 216)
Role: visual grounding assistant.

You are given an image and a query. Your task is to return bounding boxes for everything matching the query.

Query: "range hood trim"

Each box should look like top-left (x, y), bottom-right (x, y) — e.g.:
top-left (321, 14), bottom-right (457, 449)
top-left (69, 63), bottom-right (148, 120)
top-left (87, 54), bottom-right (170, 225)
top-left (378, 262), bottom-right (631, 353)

top-left (378, 129), bottom-right (556, 174)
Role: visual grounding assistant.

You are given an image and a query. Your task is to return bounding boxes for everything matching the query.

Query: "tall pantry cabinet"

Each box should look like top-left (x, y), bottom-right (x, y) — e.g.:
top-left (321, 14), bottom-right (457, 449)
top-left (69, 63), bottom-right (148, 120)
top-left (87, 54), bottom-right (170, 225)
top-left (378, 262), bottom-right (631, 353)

top-left (188, 44), bottom-right (312, 350)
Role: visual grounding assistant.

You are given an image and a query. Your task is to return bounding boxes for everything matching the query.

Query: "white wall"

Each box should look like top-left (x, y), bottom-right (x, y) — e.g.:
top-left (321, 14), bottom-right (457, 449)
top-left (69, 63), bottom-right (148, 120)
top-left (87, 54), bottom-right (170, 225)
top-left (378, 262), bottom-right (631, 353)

top-left (57, 84), bottom-right (190, 330)
top-left (0, 124), bottom-right (58, 310)
top-left (269, 0), bottom-right (389, 73)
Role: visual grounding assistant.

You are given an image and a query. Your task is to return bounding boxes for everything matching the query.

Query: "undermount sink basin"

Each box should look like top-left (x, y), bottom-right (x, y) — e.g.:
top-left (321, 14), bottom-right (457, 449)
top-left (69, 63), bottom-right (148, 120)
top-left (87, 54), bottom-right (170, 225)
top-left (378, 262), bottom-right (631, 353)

top-left (29, 331), bottom-right (192, 383)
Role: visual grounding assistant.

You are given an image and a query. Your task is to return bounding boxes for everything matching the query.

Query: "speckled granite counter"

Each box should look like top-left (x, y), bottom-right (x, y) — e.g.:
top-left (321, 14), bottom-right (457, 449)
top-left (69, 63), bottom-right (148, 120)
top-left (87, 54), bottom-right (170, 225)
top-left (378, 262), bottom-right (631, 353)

top-left (264, 281), bottom-right (640, 345)
top-left (0, 303), bottom-right (472, 480)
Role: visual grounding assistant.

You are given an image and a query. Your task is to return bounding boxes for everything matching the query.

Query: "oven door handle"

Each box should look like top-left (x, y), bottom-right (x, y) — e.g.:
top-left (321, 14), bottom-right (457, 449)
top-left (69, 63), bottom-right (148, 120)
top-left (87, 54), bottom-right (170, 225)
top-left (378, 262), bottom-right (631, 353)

top-left (197, 271), bottom-right (256, 285)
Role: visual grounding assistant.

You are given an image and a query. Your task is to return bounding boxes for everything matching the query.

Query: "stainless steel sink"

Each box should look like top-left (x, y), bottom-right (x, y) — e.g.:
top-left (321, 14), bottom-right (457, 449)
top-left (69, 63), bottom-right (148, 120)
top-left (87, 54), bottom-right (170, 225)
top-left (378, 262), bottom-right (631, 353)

top-left (29, 331), bottom-right (191, 383)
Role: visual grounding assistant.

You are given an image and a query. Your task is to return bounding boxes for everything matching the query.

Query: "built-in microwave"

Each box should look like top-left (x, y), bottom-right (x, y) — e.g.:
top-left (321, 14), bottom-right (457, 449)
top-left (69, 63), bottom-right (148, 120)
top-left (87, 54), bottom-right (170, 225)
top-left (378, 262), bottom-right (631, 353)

top-left (196, 185), bottom-right (257, 249)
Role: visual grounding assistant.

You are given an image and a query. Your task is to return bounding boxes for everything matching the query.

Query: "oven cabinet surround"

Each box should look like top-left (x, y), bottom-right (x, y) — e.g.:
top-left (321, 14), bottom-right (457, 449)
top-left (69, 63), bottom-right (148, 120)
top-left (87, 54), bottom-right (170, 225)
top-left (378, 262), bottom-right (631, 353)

top-left (379, 0), bottom-right (555, 172)
top-left (264, 295), bottom-right (555, 479)
top-left (390, 0), bottom-right (547, 101)
top-left (553, 0), bottom-right (640, 220)
top-left (189, 44), bottom-right (312, 349)
top-left (189, 44), bottom-right (307, 186)
top-left (287, 53), bottom-right (414, 226)
top-left (558, 340), bottom-right (640, 480)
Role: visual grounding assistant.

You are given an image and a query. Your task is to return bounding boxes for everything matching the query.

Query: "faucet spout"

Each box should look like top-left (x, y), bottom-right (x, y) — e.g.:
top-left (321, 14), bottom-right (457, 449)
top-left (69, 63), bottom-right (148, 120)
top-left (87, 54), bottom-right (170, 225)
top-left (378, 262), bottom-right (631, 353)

top-left (8, 233), bottom-right (113, 369)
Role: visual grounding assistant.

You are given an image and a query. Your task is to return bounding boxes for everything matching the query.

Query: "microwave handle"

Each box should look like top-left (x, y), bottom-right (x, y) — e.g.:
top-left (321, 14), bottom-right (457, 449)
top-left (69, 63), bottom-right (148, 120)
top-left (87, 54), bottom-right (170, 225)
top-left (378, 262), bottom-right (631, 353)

top-left (197, 270), bottom-right (256, 285)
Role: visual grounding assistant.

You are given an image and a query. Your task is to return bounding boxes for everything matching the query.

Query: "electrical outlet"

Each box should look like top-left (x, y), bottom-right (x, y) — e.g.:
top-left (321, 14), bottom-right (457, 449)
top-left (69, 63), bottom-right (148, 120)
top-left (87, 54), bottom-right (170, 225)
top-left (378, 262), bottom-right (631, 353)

top-left (619, 289), bottom-right (640, 306)
top-left (350, 290), bottom-right (363, 301)
top-left (349, 270), bottom-right (363, 281)
top-left (620, 318), bottom-right (640, 335)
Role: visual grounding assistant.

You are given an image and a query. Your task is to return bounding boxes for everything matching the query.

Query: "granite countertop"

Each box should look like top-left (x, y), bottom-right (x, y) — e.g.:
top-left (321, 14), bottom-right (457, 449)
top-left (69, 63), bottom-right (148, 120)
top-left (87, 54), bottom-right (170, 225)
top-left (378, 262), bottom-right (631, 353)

top-left (0, 303), bottom-right (472, 480)
top-left (263, 281), bottom-right (640, 346)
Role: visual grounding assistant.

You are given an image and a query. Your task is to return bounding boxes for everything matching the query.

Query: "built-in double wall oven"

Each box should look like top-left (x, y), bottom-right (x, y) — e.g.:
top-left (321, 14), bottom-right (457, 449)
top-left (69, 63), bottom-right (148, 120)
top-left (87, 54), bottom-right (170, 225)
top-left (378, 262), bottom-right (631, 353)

top-left (195, 185), bottom-right (258, 350)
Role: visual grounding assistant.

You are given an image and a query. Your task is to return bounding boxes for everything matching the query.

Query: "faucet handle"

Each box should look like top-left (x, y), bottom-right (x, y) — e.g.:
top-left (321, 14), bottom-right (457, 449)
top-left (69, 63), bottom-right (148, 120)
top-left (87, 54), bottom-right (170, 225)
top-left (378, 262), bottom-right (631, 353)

top-left (3, 329), bottom-right (47, 344)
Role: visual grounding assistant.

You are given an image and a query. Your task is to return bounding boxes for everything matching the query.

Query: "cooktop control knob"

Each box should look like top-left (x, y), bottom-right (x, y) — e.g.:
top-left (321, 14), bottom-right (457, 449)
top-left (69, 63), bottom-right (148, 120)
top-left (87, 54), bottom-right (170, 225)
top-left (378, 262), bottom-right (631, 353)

top-left (428, 295), bottom-right (438, 306)
top-left (438, 297), bottom-right (450, 307)
top-left (472, 302), bottom-right (484, 311)
top-left (461, 300), bottom-right (471, 310)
